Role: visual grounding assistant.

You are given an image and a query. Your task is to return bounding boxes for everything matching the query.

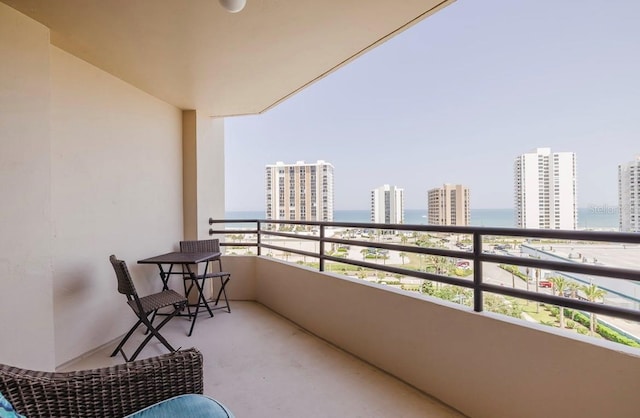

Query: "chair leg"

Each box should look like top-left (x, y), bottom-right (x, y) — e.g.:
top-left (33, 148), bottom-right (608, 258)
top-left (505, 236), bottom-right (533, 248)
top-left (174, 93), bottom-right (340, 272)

top-left (183, 278), bottom-right (195, 319)
top-left (198, 277), bottom-right (214, 318)
top-left (110, 319), bottom-right (143, 358)
top-left (187, 277), bottom-right (214, 337)
top-left (128, 308), bottom-right (182, 362)
top-left (214, 258), bottom-right (231, 313)
top-left (144, 311), bottom-right (158, 335)
top-left (214, 274), bottom-right (231, 313)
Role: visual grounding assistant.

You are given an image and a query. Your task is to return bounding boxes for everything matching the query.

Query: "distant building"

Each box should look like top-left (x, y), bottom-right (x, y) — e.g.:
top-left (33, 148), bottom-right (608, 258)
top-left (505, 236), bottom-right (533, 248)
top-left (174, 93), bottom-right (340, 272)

top-left (428, 184), bottom-right (470, 226)
top-left (618, 156), bottom-right (640, 232)
top-left (370, 185), bottom-right (404, 224)
top-left (514, 147), bottom-right (577, 230)
top-left (265, 160), bottom-right (334, 222)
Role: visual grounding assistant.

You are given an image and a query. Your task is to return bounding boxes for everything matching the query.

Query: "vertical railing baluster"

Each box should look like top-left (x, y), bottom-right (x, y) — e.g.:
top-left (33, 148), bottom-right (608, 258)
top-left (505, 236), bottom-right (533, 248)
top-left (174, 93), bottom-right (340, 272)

top-left (257, 220), bottom-right (261, 256)
top-left (319, 223), bottom-right (325, 272)
top-left (473, 231), bottom-right (483, 312)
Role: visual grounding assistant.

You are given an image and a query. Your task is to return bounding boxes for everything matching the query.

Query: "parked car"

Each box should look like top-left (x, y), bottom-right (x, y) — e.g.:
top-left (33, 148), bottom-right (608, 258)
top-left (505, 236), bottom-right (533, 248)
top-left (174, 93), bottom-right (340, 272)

top-left (538, 280), bottom-right (553, 288)
top-left (456, 260), bottom-right (470, 269)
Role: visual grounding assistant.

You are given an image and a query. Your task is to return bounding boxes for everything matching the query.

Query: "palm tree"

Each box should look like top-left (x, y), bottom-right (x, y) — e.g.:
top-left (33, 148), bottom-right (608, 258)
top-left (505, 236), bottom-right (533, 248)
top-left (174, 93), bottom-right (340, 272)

top-left (566, 281), bottom-right (579, 298)
top-left (426, 255), bottom-right (447, 275)
top-left (400, 234), bottom-right (408, 246)
top-left (582, 283), bottom-right (607, 336)
top-left (563, 281), bottom-right (580, 321)
top-left (227, 234), bottom-right (243, 245)
top-left (439, 257), bottom-right (450, 275)
top-left (550, 276), bottom-right (569, 328)
top-left (399, 252), bottom-right (407, 265)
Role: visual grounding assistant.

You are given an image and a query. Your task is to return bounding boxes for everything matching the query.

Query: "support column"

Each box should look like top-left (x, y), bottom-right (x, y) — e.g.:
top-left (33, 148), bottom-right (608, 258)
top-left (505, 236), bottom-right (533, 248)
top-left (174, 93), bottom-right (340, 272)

top-left (182, 110), bottom-right (225, 241)
top-left (182, 110), bottom-right (225, 302)
top-left (0, 4), bottom-right (55, 370)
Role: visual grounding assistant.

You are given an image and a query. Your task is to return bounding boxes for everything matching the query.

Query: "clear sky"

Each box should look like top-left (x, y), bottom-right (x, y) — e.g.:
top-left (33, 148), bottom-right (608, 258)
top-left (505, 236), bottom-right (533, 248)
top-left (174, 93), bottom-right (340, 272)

top-left (225, 0), bottom-right (640, 211)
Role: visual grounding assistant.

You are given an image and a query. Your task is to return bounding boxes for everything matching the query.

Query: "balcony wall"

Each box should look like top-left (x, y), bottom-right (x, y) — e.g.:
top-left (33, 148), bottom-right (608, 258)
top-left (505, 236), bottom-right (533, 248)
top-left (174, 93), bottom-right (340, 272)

top-left (242, 256), bottom-right (640, 418)
top-left (0, 4), bottom-right (186, 368)
top-left (219, 256), bottom-right (258, 301)
top-left (50, 45), bottom-right (184, 364)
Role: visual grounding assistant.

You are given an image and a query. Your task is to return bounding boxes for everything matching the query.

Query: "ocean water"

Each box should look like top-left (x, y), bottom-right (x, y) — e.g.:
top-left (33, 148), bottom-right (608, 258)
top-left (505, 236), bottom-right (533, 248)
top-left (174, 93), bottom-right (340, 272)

top-left (224, 208), bottom-right (619, 230)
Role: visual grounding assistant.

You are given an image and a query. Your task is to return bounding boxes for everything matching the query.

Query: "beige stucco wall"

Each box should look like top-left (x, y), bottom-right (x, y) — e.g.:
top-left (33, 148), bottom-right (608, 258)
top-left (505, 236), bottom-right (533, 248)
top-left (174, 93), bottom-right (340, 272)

top-left (182, 111), bottom-right (225, 241)
top-left (255, 257), bottom-right (640, 418)
top-left (1, 3), bottom-right (228, 369)
top-left (0, 3), bottom-right (56, 370)
top-left (50, 46), bottom-right (183, 365)
top-left (219, 256), bottom-right (257, 301)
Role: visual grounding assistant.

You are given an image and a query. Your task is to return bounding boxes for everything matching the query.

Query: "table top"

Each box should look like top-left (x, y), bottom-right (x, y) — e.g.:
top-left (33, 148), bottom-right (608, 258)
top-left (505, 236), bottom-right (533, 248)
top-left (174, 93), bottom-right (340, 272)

top-left (138, 251), bottom-right (221, 265)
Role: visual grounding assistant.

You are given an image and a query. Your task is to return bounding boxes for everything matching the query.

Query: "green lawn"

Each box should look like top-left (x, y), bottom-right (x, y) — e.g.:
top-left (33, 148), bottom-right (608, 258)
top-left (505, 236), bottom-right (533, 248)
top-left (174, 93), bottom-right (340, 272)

top-left (521, 302), bottom-right (595, 336)
top-left (521, 301), bottom-right (556, 325)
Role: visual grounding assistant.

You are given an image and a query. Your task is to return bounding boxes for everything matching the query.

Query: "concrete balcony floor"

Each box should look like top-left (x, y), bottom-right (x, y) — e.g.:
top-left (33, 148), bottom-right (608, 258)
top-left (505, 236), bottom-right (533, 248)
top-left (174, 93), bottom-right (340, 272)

top-left (61, 301), bottom-right (465, 418)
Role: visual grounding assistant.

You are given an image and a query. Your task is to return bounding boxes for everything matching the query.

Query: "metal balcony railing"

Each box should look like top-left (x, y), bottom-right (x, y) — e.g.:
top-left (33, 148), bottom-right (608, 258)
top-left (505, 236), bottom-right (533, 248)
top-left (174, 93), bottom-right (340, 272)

top-left (209, 218), bottom-right (640, 335)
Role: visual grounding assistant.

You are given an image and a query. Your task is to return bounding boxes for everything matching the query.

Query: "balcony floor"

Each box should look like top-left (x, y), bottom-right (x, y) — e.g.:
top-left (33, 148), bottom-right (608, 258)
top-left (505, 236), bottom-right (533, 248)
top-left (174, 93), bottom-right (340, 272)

top-left (61, 301), bottom-right (465, 418)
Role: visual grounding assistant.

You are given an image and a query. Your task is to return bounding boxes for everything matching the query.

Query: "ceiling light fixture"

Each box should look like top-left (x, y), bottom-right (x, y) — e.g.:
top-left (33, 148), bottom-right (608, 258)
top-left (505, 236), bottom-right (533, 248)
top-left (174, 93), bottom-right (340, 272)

top-left (219, 0), bottom-right (247, 13)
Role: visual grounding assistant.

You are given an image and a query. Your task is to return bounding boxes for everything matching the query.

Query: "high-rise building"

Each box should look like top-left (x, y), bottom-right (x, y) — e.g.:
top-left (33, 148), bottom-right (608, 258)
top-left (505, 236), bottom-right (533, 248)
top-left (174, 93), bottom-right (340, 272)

top-left (427, 184), bottom-right (470, 226)
top-left (265, 160), bottom-right (334, 222)
top-left (370, 185), bottom-right (404, 224)
top-left (618, 156), bottom-right (640, 232)
top-left (514, 148), bottom-right (577, 230)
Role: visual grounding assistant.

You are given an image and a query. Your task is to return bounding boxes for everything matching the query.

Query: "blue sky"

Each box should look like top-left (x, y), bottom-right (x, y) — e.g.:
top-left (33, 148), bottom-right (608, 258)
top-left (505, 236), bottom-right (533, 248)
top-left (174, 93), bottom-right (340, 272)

top-left (225, 0), bottom-right (640, 211)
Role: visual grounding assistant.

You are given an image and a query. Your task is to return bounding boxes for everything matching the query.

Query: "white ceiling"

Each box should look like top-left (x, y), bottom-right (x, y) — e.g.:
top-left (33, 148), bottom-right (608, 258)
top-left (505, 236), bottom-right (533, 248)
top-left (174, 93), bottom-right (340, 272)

top-left (3, 0), bottom-right (455, 117)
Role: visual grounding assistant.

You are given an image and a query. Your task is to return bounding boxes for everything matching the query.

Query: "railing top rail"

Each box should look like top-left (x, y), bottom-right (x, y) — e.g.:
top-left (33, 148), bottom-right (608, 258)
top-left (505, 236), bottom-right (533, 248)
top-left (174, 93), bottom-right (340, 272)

top-left (210, 218), bottom-right (261, 224)
top-left (209, 218), bottom-right (640, 244)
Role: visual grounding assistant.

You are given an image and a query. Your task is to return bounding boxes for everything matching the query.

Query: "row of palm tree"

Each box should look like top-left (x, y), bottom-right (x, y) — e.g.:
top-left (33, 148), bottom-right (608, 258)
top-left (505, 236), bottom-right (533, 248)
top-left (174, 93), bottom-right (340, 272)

top-left (549, 276), bottom-right (607, 335)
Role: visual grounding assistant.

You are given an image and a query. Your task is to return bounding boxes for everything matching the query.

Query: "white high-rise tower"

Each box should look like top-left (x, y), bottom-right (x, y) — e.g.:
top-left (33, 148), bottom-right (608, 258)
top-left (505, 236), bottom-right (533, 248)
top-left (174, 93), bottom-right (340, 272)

top-left (618, 156), bottom-right (640, 232)
top-left (514, 148), bottom-right (577, 230)
top-left (370, 185), bottom-right (404, 224)
top-left (265, 160), bottom-right (334, 222)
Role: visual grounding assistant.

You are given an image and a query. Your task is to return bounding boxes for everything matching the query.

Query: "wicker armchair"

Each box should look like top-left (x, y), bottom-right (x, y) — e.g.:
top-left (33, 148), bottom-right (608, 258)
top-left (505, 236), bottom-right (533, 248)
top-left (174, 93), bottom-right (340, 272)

top-left (0, 348), bottom-right (203, 417)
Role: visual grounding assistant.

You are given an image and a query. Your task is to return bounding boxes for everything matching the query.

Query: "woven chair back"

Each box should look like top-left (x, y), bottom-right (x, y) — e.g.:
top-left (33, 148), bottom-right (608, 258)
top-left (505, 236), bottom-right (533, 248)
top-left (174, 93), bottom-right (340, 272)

top-left (109, 255), bottom-right (138, 297)
top-left (179, 239), bottom-right (220, 253)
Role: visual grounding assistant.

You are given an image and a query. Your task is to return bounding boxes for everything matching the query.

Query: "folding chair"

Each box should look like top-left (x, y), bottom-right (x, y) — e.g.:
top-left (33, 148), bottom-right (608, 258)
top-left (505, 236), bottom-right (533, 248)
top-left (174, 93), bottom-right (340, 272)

top-left (179, 239), bottom-right (231, 315)
top-left (109, 255), bottom-right (188, 362)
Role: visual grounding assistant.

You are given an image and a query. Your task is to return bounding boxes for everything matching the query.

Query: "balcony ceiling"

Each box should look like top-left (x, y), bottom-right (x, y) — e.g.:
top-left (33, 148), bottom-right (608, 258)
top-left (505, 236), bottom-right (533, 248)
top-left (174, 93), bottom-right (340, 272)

top-left (3, 0), bottom-right (454, 117)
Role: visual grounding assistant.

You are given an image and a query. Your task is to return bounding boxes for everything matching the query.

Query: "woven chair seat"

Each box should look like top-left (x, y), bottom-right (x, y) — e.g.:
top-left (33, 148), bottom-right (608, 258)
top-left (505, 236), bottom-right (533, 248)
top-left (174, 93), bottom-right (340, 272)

top-left (127, 289), bottom-right (186, 315)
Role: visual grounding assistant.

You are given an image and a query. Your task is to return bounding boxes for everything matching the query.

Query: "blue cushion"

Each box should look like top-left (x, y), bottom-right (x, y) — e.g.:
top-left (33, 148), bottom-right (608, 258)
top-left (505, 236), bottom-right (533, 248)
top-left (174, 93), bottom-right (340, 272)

top-left (125, 394), bottom-right (234, 418)
top-left (0, 391), bottom-right (25, 418)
